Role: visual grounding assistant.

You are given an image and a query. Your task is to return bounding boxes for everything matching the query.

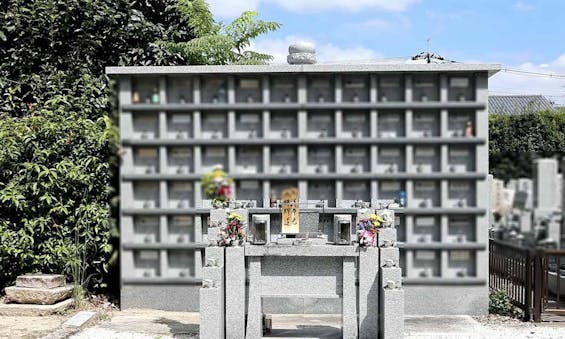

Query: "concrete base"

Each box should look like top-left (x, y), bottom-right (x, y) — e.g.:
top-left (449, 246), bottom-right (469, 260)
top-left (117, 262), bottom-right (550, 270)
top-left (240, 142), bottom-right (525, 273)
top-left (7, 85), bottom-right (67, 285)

top-left (121, 285), bottom-right (200, 311)
top-left (404, 285), bottom-right (488, 315)
top-left (0, 298), bottom-right (74, 316)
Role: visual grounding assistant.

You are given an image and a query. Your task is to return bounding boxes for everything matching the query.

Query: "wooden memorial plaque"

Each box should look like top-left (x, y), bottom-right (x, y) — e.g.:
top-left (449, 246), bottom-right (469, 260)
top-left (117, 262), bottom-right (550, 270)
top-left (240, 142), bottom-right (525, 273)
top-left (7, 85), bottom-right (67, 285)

top-left (281, 187), bottom-right (299, 234)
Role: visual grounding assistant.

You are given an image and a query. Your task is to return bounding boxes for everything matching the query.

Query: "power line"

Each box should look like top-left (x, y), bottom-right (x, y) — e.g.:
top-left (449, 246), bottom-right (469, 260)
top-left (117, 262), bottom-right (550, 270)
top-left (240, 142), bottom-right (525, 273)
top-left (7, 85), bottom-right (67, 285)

top-left (501, 68), bottom-right (565, 79)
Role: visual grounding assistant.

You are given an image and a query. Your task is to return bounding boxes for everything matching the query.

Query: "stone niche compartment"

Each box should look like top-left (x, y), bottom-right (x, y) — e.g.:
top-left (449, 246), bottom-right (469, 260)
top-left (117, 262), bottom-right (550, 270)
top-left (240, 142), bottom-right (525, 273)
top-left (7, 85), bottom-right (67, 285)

top-left (167, 76), bottom-right (193, 104)
top-left (235, 112), bottom-right (262, 139)
top-left (412, 250), bottom-right (441, 278)
top-left (168, 182), bottom-right (194, 209)
top-left (413, 74), bottom-right (439, 102)
top-left (447, 215), bottom-right (476, 243)
top-left (378, 111), bottom-right (405, 138)
top-left (307, 181), bottom-right (336, 207)
top-left (269, 111), bottom-right (297, 139)
top-left (168, 215), bottom-right (195, 244)
top-left (448, 146), bottom-right (475, 173)
top-left (378, 180), bottom-right (404, 201)
top-left (269, 181), bottom-right (299, 204)
top-left (132, 113), bottom-right (159, 139)
top-left (306, 146), bottom-right (335, 174)
top-left (134, 250), bottom-right (161, 278)
top-left (133, 181), bottom-right (160, 209)
top-left (167, 113), bottom-right (192, 140)
top-left (448, 110), bottom-right (475, 137)
top-left (270, 146), bottom-right (297, 174)
top-left (396, 215), bottom-right (406, 242)
top-left (447, 180), bottom-right (476, 208)
top-left (201, 77), bottom-right (227, 103)
top-left (270, 76), bottom-right (297, 103)
top-left (167, 250), bottom-right (195, 278)
top-left (341, 111), bottom-right (369, 138)
top-left (446, 250), bottom-right (476, 278)
top-left (235, 180), bottom-right (262, 206)
top-left (342, 75), bottom-right (369, 102)
top-left (236, 77), bottom-right (262, 103)
top-left (133, 216), bottom-right (160, 244)
top-left (342, 146), bottom-right (369, 173)
top-left (201, 146), bottom-right (228, 173)
top-left (201, 112), bottom-right (227, 139)
top-left (448, 75), bottom-right (475, 102)
top-left (376, 146), bottom-right (405, 173)
top-left (412, 111), bottom-right (440, 137)
top-left (412, 215), bottom-right (440, 243)
top-left (236, 146), bottom-right (263, 174)
top-left (378, 75), bottom-right (404, 102)
top-left (167, 147), bottom-right (193, 174)
top-left (132, 76), bottom-right (159, 104)
top-left (306, 111), bottom-right (334, 138)
top-left (342, 180), bottom-right (370, 202)
top-left (307, 76), bottom-right (334, 103)
top-left (413, 146), bottom-right (440, 173)
top-left (133, 147), bottom-right (159, 174)
top-left (413, 180), bottom-right (440, 208)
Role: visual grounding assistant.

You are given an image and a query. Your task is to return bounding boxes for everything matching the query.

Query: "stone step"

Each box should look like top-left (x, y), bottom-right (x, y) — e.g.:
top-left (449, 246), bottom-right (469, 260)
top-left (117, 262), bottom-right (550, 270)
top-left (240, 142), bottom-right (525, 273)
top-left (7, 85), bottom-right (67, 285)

top-left (6, 285), bottom-right (74, 305)
top-left (16, 274), bottom-right (65, 289)
top-left (0, 298), bottom-right (74, 316)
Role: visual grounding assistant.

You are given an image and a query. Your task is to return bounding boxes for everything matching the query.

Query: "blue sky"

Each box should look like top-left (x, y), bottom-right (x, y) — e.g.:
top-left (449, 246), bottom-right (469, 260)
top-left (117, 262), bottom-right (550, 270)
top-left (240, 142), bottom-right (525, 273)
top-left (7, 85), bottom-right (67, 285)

top-left (207, 0), bottom-right (565, 104)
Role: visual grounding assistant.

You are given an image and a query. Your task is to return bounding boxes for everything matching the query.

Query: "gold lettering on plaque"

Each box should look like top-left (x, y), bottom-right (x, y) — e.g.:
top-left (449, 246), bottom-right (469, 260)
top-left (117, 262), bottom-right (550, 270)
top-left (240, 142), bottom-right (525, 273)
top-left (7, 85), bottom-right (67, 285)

top-left (281, 188), bottom-right (299, 234)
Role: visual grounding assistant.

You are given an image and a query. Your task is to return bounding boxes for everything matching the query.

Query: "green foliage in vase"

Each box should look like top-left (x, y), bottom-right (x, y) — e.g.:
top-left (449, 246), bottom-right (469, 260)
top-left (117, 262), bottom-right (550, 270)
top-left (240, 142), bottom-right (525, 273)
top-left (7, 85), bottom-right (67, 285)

top-left (489, 111), bottom-right (565, 181)
top-left (160, 0), bottom-right (281, 65)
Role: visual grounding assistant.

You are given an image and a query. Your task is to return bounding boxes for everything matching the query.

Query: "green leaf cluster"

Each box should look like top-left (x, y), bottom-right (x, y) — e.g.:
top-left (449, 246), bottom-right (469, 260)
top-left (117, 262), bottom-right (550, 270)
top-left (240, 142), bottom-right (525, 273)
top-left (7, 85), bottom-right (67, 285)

top-left (488, 289), bottom-right (516, 316)
top-left (160, 0), bottom-right (281, 65)
top-left (489, 110), bottom-right (565, 181)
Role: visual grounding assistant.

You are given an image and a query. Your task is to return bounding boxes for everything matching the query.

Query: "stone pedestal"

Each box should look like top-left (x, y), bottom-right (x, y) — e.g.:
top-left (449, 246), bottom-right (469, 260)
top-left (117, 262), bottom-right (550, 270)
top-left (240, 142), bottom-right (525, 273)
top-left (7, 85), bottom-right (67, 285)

top-left (380, 287), bottom-right (404, 339)
top-left (6, 274), bottom-right (71, 305)
top-left (245, 256), bottom-right (263, 339)
top-left (342, 257), bottom-right (358, 339)
top-left (200, 247), bottom-right (225, 339)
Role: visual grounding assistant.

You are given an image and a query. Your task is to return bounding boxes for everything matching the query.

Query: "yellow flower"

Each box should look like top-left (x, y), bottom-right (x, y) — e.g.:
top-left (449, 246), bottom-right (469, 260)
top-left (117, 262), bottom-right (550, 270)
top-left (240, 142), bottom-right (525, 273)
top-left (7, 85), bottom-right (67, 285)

top-left (228, 212), bottom-right (242, 221)
top-left (370, 213), bottom-right (384, 226)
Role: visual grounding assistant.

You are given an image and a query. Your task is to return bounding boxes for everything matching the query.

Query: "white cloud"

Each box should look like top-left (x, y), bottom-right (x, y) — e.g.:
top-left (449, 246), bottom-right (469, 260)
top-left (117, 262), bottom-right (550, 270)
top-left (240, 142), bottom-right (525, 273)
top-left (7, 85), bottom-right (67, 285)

top-left (207, 0), bottom-right (260, 18)
top-left (269, 0), bottom-right (420, 12)
top-left (489, 54), bottom-right (565, 105)
top-left (251, 36), bottom-right (382, 64)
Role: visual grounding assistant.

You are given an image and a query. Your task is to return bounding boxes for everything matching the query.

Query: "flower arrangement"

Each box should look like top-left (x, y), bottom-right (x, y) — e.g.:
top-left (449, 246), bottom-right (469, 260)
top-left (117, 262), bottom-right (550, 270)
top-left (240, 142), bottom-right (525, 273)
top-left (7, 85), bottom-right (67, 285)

top-left (357, 214), bottom-right (384, 247)
top-left (220, 212), bottom-right (246, 246)
top-left (201, 166), bottom-right (233, 206)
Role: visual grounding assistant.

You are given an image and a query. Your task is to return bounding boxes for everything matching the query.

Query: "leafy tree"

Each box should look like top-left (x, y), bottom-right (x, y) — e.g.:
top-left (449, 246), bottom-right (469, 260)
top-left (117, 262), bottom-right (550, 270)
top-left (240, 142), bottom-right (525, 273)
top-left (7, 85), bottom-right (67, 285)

top-left (160, 0), bottom-right (281, 65)
top-left (489, 111), bottom-right (565, 181)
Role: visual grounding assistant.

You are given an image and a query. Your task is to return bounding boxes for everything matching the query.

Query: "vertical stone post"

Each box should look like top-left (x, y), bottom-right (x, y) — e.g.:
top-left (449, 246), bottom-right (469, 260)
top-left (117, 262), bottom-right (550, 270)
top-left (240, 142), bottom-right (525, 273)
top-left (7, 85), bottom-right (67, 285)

top-left (200, 247), bottom-right (225, 339)
top-left (358, 246), bottom-right (379, 339)
top-left (245, 256), bottom-right (262, 339)
top-left (225, 247), bottom-right (246, 338)
top-left (342, 257), bottom-right (358, 339)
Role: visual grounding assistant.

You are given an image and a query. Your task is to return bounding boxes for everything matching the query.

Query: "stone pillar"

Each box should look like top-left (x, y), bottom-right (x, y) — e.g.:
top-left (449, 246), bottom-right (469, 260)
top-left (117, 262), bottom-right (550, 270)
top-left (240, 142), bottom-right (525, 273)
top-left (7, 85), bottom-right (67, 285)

top-left (358, 247), bottom-right (379, 339)
top-left (380, 284), bottom-right (404, 339)
top-left (245, 257), bottom-right (262, 339)
top-left (225, 247), bottom-right (246, 339)
top-left (200, 247), bottom-right (225, 339)
top-left (342, 256), bottom-right (358, 339)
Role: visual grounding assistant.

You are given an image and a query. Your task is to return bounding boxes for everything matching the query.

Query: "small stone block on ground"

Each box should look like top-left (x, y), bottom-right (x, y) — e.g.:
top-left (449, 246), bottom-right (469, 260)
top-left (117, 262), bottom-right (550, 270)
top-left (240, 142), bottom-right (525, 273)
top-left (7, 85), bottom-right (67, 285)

top-left (6, 285), bottom-right (73, 305)
top-left (0, 298), bottom-right (74, 316)
top-left (63, 311), bottom-right (97, 328)
top-left (16, 274), bottom-right (65, 289)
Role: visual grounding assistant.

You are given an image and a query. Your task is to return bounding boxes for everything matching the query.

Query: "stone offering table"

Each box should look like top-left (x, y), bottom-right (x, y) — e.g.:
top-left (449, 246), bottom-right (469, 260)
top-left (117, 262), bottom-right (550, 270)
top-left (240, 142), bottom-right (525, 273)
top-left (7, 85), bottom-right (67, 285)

top-left (244, 245), bottom-right (359, 338)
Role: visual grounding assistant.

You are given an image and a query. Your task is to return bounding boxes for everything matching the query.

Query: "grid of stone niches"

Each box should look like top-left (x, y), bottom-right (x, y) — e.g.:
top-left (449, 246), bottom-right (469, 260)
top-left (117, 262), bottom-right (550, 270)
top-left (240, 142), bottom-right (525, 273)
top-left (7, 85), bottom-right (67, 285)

top-left (396, 214), bottom-right (480, 279)
top-left (121, 214), bottom-right (205, 280)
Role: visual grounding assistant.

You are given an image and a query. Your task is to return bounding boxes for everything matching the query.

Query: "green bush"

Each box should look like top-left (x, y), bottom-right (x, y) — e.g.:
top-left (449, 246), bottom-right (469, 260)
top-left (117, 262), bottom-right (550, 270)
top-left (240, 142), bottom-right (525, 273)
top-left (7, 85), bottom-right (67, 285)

top-left (489, 111), bottom-right (565, 181)
top-left (489, 289), bottom-right (515, 316)
top-left (0, 96), bottom-right (115, 289)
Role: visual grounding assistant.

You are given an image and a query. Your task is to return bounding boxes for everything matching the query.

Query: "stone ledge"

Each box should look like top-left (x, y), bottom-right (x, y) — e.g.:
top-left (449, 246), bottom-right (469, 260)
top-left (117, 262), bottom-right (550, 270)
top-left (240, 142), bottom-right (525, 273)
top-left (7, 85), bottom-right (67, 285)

top-left (6, 285), bottom-right (73, 305)
top-left (0, 298), bottom-right (74, 316)
top-left (16, 274), bottom-right (65, 289)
